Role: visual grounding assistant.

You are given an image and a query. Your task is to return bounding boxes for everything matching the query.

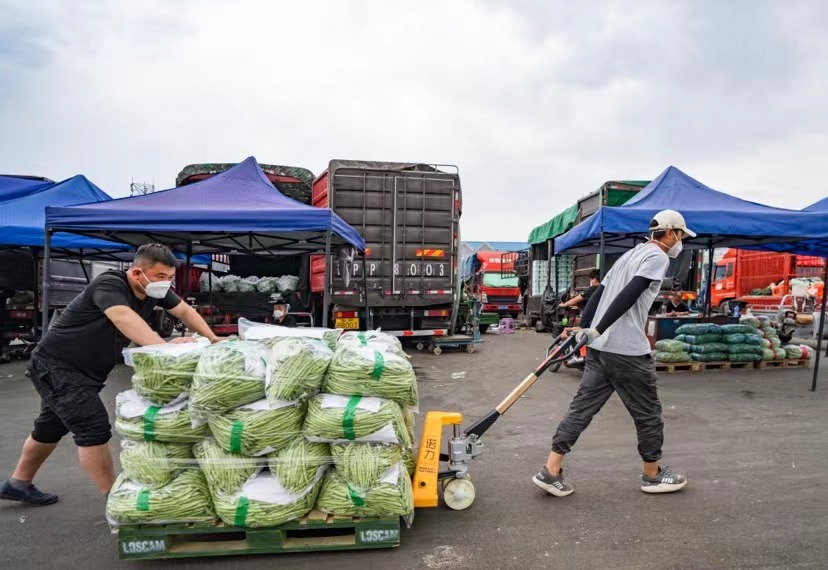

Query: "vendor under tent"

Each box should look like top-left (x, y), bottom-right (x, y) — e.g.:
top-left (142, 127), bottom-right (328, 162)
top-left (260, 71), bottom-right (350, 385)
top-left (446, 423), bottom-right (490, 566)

top-left (44, 156), bottom-right (366, 329)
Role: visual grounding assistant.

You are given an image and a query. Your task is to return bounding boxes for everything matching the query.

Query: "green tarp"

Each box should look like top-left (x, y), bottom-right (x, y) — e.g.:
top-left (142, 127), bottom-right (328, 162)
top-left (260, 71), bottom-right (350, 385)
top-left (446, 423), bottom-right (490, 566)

top-left (528, 204), bottom-right (579, 245)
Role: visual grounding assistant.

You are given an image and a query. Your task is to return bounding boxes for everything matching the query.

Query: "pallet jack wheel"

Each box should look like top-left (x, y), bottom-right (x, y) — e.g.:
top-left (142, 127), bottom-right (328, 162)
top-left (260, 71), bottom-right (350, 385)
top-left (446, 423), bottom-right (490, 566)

top-left (432, 346), bottom-right (442, 356)
top-left (442, 477), bottom-right (475, 510)
top-left (416, 343), bottom-right (425, 351)
top-left (466, 344), bottom-right (476, 354)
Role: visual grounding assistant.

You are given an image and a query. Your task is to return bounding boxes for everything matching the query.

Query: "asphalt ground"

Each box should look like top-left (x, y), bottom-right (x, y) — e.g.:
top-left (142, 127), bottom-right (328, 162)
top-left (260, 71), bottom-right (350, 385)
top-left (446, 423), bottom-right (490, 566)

top-left (1, 332), bottom-right (827, 569)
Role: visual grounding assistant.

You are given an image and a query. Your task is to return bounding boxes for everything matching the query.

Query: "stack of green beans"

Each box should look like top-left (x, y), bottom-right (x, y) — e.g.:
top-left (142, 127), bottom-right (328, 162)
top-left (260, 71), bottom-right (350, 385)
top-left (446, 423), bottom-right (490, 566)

top-left (314, 465), bottom-right (413, 517)
top-left (208, 398), bottom-right (306, 456)
top-left (119, 440), bottom-right (194, 488)
top-left (265, 338), bottom-right (333, 402)
top-left (125, 343), bottom-right (207, 405)
top-left (106, 469), bottom-right (216, 525)
top-left (337, 331), bottom-right (404, 355)
top-left (114, 390), bottom-right (210, 443)
top-left (267, 439), bottom-right (330, 494)
top-left (325, 346), bottom-right (418, 407)
top-left (193, 438), bottom-right (265, 495)
top-left (303, 394), bottom-right (411, 446)
top-left (329, 442), bottom-right (402, 488)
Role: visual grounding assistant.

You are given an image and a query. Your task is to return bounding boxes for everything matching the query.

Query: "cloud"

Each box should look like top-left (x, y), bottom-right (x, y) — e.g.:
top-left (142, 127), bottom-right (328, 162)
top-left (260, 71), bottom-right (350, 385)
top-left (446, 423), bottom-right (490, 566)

top-left (1, 0), bottom-right (826, 241)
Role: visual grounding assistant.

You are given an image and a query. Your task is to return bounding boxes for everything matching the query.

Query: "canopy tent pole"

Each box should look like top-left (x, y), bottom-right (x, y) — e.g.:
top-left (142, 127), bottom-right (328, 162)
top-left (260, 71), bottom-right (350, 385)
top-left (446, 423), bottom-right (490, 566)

top-left (362, 250), bottom-right (371, 330)
top-left (41, 230), bottom-right (52, 336)
top-left (322, 230), bottom-right (332, 327)
top-left (208, 262), bottom-right (213, 310)
top-left (79, 249), bottom-right (90, 283)
top-left (705, 243), bottom-right (715, 317)
top-left (810, 258), bottom-right (828, 391)
top-left (184, 242), bottom-right (193, 300)
top-left (598, 232), bottom-right (606, 280)
top-left (31, 248), bottom-right (39, 336)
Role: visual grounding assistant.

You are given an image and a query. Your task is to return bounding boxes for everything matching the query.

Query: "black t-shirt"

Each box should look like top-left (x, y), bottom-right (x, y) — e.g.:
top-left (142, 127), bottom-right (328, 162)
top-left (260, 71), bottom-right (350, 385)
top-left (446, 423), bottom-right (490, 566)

top-left (36, 271), bottom-right (181, 382)
top-left (276, 314), bottom-right (298, 328)
top-left (666, 300), bottom-right (690, 313)
top-left (581, 285), bottom-right (600, 306)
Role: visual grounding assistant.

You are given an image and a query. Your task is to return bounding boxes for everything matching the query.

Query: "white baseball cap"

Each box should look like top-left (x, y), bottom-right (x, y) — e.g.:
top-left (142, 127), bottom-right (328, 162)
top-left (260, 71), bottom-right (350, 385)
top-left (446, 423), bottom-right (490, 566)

top-left (649, 209), bottom-right (696, 238)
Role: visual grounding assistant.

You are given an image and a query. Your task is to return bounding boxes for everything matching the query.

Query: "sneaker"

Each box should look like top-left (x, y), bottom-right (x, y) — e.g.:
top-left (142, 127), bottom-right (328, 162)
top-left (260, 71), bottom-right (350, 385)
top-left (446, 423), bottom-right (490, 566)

top-left (0, 480), bottom-right (59, 506)
top-left (640, 466), bottom-right (687, 494)
top-left (532, 466), bottom-right (574, 497)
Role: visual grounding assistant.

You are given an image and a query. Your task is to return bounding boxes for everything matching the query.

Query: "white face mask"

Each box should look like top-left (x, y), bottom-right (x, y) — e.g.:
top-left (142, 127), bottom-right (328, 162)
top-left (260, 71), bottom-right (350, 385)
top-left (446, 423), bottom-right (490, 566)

top-left (140, 270), bottom-right (172, 299)
top-left (273, 310), bottom-right (285, 319)
top-left (666, 240), bottom-right (683, 259)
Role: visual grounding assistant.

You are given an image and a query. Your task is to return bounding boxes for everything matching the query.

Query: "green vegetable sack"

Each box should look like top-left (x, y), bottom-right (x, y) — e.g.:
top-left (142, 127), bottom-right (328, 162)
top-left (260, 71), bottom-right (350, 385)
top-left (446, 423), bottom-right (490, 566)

top-left (265, 337), bottom-right (333, 402)
top-left (213, 469), bottom-right (325, 528)
top-left (728, 352), bottom-right (760, 362)
top-left (124, 341), bottom-right (208, 405)
top-left (683, 334), bottom-right (723, 345)
top-left (267, 439), bottom-right (330, 494)
top-left (209, 398), bottom-right (306, 456)
top-left (676, 323), bottom-right (721, 335)
top-left (106, 469), bottom-right (216, 525)
top-left (654, 339), bottom-right (689, 353)
top-left (774, 348), bottom-right (787, 360)
top-left (238, 317), bottom-right (342, 350)
top-left (690, 343), bottom-right (729, 354)
top-left (329, 442), bottom-right (404, 488)
top-left (691, 352), bottom-right (728, 362)
top-left (315, 464), bottom-right (413, 517)
top-left (190, 341), bottom-right (268, 427)
top-left (761, 348), bottom-right (775, 361)
top-left (115, 390), bottom-right (210, 443)
top-left (338, 331), bottom-right (404, 355)
top-left (194, 438), bottom-right (265, 495)
top-left (303, 394), bottom-right (411, 446)
top-left (655, 351), bottom-right (692, 363)
top-left (720, 324), bottom-right (755, 335)
top-left (119, 440), bottom-right (193, 488)
top-left (325, 346), bottom-right (418, 407)
top-left (783, 345), bottom-right (804, 360)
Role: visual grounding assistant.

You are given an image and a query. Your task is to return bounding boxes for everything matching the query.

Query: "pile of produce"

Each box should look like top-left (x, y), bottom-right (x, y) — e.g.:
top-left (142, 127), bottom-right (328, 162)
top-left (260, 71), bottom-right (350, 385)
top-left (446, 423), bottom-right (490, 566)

top-left (337, 331), bottom-right (404, 355)
top-left (303, 394), bottom-right (411, 446)
top-left (315, 463), bottom-right (413, 518)
top-left (653, 339), bottom-right (691, 363)
top-left (268, 439), bottom-right (330, 494)
top-left (194, 438), bottom-right (265, 495)
top-left (106, 469), bottom-right (216, 525)
top-left (238, 317), bottom-right (342, 350)
top-left (123, 341), bottom-right (208, 404)
top-left (119, 440), bottom-right (193, 488)
top-left (325, 345), bottom-right (418, 407)
top-left (209, 398), bottom-right (305, 456)
top-left (265, 338), bottom-right (333, 402)
top-left (114, 390), bottom-right (210, 443)
top-left (238, 276), bottom-right (259, 293)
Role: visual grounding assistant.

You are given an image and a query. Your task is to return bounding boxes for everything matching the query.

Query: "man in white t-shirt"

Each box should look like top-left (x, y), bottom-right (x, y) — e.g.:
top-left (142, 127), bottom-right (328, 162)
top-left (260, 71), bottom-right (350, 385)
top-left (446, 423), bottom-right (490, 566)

top-left (533, 210), bottom-right (694, 496)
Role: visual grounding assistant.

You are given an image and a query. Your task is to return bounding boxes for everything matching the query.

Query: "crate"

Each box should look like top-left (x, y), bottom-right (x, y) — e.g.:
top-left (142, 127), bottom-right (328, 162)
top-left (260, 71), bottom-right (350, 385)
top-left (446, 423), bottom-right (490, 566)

top-left (655, 361), bottom-right (700, 374)
top-left (116, 511), bottom-right (400, 560)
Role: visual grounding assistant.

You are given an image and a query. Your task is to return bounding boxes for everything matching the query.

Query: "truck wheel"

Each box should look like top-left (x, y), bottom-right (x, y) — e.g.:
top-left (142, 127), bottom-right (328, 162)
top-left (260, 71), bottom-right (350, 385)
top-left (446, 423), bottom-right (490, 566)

top-left (479, 324), bottom-right (489, 334)
top-left (416, 342), bottom-right (425, 351)
top-left (432, 346), bottom-right (442, 356)
top-left (154, 313), bottom-right (175, 338)
top-left (718, 301), bottom-right (730, 315)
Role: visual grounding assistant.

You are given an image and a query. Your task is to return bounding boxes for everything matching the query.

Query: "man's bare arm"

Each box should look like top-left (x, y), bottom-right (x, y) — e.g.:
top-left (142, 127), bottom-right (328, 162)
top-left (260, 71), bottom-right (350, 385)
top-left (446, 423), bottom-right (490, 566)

top-left (104, 305), bottom-right (167, 346)
top-left (168, 301), bottom-right (219, 342)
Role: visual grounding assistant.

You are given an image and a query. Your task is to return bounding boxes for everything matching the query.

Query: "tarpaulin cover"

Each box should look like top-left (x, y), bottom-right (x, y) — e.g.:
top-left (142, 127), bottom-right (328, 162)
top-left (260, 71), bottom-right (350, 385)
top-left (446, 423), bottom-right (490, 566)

top-left (0, 175), bottom-right (53, 202)
top-left (528, 204), bottom-right (579, 245)
top-left (46, 157), bottom-right (365, 254)
top-left (554, 166), bottom-right (828, 255)
top-left (0, 175), bottom-right (130, 251)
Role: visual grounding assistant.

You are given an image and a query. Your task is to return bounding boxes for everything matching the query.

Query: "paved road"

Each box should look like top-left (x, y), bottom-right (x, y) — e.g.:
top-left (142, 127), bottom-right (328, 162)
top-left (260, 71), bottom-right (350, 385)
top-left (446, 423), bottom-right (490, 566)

top-left (2, 332), bottom-right (827, 569)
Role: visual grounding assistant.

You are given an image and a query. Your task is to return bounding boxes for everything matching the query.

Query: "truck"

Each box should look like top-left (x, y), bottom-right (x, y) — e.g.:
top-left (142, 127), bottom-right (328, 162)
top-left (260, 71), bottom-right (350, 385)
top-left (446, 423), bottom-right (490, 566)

top-left (461, 251), bottom-right (521, 332)
top-left (711, 249), bottom-right (825, 313)
top-left (310, 160), bottom-right (461, 337)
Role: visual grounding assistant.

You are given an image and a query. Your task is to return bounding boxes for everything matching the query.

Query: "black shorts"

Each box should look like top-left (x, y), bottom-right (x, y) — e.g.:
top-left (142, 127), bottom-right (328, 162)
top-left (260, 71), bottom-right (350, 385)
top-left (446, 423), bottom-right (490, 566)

top-left (28, 355), bottom-right (112, 447)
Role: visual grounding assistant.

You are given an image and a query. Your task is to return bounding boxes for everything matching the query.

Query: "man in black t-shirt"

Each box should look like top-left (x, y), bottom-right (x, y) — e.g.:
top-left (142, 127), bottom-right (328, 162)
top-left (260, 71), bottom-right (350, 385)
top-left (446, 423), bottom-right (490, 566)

top-left (270, 294), bottom-right (297, 328)
top-left (665, 291), bottom-right (690, 316)
top-left (560, 271), bottom-right (601, 312)
top-left (1, 244), bottom-right (219, 506)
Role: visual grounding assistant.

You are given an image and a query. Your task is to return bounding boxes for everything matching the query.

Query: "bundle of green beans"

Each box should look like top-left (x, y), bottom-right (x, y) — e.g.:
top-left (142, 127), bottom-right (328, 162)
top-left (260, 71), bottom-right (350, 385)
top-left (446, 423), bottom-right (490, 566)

top-left (268, 439), bottom-right (330, 494)
top-left (213, 470), bottom-right (324, 528)
top-left (315, 465), bottom-right (413, 517)
top-left (337, 331), bottom-right (404, 355)
top-left (265, 337), bottom-right (333, 402)
top-left (329, 443), bottom-right (402, 488)
top-left (193, 438), bottom-right (265, 495)
top-left (325, 346), bottom-right (418, 407)
top-left (114, 390), bottom-right (210, 443)
top-left (238, 317), bottom-right (342, 350)
top-left (208, 398), bottom-right (306, 456)
top-left (303, 394), bottom-right (411, 446)
top-left (106, 469), bottom-right (216, 525)
top-left (119, 440), bottom-right (194, 488)
top-left (125, 342), bottom-right (208, 405)
top-left (190, 341), bottom-right (268, 427)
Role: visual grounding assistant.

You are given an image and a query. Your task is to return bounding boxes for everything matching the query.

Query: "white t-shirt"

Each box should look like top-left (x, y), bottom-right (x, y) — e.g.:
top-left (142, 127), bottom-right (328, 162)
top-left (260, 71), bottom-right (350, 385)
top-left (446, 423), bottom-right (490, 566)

top-left (588, 243), bottom-right (670, 356)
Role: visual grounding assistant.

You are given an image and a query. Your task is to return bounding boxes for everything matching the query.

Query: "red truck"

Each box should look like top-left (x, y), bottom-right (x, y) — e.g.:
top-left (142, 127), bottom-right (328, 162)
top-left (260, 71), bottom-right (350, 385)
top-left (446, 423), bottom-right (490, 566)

top-left (462, 251), bottom-right (522, 320)
top-left (711, 249), bottom-right (824, 312)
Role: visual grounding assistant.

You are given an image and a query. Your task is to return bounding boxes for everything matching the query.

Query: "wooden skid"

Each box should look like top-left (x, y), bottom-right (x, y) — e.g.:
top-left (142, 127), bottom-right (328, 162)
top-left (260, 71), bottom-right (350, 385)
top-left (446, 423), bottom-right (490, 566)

top-left (695, 360), bottom-right (754, 371)
top-left (655, 361), bottom-right (700, 373)
top-left (755, 358), bottom-right (811, 370)
top-left (116, 511), bottom-right (400, 560)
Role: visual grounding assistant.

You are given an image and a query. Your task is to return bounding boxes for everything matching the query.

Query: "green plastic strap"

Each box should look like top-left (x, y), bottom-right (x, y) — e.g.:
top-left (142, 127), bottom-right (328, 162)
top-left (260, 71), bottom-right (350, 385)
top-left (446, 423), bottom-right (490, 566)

top-left (235, 496), bottom-right (249, 527)
top-left (370, 351), bottom-right (384, 380)
top-left (136, 489), bottom-right (150, 512)
top-left (358, 332), bottom-right (367, 346)
top-left (342, 395), bottom-right (362, 440)
top-left (347, 485), bottom-right (366, 507)
top-left (143, 406), bottom-right (160, 441)
top-left (229, 420), bottom-right (245, 454)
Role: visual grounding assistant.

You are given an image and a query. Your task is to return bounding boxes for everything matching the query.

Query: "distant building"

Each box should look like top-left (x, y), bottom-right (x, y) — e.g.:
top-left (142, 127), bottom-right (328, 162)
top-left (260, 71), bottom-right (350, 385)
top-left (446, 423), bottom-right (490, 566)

top-left (461, 241), bottom-right (529, 259)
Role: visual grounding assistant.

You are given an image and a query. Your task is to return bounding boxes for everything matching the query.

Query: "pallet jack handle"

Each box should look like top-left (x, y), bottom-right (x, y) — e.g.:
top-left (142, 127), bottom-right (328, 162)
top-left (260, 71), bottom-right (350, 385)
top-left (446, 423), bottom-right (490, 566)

top-left (462, 333), bottom-right (586, 439)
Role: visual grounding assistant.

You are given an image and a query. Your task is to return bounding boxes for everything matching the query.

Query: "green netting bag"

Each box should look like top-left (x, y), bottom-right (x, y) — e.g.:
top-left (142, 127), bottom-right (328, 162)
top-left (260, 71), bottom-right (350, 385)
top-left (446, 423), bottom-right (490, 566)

top-left (761, 348), bottom-right (775, 361)
top-left (124, 341), bottom-right (209, 405)
top-left (720, 324), bottom-right (755, 335)
top-left (209, 398), bottom-right (306, 456)
top-left (654, 339), bottom-right (689, 353)
top-left (303, 394), bottom-right (411, 446)
top-left (119, 440), bottom-right (194, 488)
top-left (726, 344), bottom-right (762, 355)
top-left (655, 351), bottom-right (692, 363)
top-left (213, 469), bottom-right (325, 528)
top-left (722, 333), bottom-right (746, 344)
top-left (673, 334), bottom-right (687, 342)
top-left (337, 331), bottom-right (405, 355)
top-left (315, 464), bottom-right (413, 518)
top-left (784, 345), bottom-right (804, 360)
top-left (267, 439), bottom-right (330, 494)
top-left (329, 442), bottom-right (404, 488)
top-left (774, 348), bottom-right (787, 360)
top-left (115, 390), bottom-right (210, 443)
top-left (683, 334), bottom-right (723, 345)
top-left (739, 317), bottom-right (761, 329)
top-left (729, 352), bottom-right (761, 362)
top-left (675, 323), bottom-right (722, 335)
top-left (742, 334), bottom-right (762, 345)
top-left (764, 326), bottom-right (779, 338)
top-left (760, 338), bottom-right (771, 349)
top-left (106, 469), bottom-right (216, 526)
top-left (690, 343), bottom-right (729, 354)
top-left (324, 346), bottom-right (418, 407)
top-left (691, 352), bottom-right (728, 362)
top-left (770, 337), bottom-right (782, 349)
top-left (190, 341), bottom-right (268, 427)
top-left (194, 438), bottom-right (265, 495)
top-left (265, 337), bottom-right (333, 402)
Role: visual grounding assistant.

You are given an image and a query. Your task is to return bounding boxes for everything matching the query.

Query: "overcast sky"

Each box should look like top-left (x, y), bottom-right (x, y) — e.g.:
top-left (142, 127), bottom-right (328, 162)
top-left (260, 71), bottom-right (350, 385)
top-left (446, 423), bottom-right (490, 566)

top-left (2, 0), bottom-right (827, 242)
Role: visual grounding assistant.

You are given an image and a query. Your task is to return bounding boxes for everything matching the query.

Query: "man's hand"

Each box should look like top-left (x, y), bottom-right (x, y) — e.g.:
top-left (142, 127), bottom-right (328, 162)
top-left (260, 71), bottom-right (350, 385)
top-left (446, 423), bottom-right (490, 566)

top-left (561, 327), bottom-right (576, 339)
top-left (169, 336), bottom-right (196, 344)
top-left (575, 328), bottom-right (601, 346)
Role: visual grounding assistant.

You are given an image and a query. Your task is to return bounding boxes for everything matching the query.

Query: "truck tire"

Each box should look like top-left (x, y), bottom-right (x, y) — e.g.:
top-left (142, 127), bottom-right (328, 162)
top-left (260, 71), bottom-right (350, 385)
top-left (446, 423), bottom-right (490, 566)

top-left (479, 324), bottom-right (490, 334)
top-left (153, 312), bottom-right (175, 338)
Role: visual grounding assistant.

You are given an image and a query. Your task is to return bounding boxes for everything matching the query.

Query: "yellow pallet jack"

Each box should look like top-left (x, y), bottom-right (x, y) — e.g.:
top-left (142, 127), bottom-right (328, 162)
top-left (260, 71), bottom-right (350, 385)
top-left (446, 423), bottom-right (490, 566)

top-left (412, 333), bottom-right (586, 510)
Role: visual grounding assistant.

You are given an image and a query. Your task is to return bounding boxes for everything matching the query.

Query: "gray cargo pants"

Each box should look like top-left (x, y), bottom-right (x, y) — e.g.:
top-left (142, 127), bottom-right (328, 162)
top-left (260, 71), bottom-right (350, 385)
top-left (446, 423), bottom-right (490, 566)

top-left (551, 348), bottom-right (664, 463)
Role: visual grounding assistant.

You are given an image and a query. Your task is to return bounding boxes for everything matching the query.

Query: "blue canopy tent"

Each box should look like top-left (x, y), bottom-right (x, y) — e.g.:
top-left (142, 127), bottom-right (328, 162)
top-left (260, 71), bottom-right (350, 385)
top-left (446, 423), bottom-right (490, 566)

top-left (44, 157), bottom-right (366, 327)
top-left (0, 175), bottom-right (54, 202)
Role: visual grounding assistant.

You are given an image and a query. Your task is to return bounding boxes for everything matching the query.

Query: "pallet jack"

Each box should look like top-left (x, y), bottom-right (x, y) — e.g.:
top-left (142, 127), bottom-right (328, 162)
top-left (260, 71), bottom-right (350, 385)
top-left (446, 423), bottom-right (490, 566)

top-left (412, 332), bottom-right (587, 510)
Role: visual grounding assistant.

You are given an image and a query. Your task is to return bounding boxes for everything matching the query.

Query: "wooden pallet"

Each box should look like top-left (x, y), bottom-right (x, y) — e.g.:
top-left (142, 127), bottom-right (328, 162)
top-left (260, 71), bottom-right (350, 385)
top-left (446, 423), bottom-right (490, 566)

top-left (694, 360), bottom-right (754, 371)
top-left (116, 510), bottom-right (400, 560)
top-left (755, 358), bottom-right (811, 370)
top-left (655, 361), bottom-right (700, 373)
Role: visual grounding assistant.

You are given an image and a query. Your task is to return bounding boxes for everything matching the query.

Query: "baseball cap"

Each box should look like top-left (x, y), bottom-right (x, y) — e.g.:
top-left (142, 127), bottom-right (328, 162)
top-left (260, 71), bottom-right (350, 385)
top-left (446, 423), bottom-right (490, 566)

top-left (649, 209), bottom-right (696, 238)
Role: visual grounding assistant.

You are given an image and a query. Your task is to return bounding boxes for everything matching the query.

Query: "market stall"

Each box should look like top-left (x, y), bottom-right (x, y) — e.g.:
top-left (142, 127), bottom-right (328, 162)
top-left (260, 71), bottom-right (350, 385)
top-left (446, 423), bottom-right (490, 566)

top-left (43, 157), bottom-right (365, 331)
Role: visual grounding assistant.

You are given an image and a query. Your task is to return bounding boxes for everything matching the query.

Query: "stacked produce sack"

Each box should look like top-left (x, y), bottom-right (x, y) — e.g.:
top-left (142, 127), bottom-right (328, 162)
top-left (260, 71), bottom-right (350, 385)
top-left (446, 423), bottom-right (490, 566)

top-left (653, 339), bottom-right (691, 363)
top-left (305, 331), bottom-right (416, 523)
top-left (675, 321), bottom-right (765, 363)
top-left (107, 341), bottom-right (216, 526)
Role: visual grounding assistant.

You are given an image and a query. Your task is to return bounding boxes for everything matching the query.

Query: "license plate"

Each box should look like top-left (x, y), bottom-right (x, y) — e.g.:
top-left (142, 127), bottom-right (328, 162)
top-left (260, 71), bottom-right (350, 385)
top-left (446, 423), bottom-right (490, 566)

top-left (498, 305), bottom-right (509, 310)
top-left (336, 318), bottom-right (360, 330)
